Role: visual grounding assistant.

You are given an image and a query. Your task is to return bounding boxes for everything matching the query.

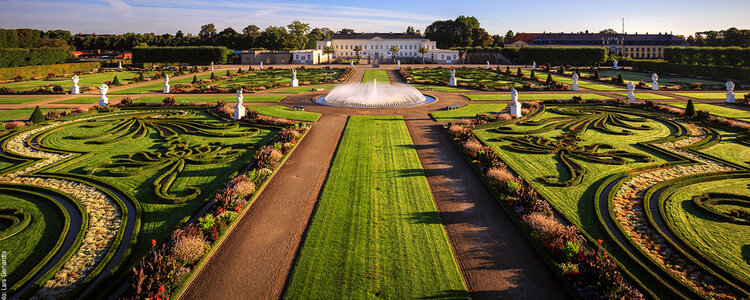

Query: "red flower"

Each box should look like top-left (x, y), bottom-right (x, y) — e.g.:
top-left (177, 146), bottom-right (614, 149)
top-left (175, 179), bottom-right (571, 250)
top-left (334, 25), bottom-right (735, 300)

top-left (151, 239), bottom-right (157, 248)
top-left (597, 239), bottom-right (603, 244)
top-left (159, 285), bottom-right (165, 292)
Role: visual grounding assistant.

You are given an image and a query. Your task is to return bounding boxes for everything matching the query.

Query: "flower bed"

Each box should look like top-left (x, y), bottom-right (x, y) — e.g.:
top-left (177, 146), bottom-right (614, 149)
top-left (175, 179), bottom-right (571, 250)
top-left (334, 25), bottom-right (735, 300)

top-left (400, 67), bottom-right (568, 91)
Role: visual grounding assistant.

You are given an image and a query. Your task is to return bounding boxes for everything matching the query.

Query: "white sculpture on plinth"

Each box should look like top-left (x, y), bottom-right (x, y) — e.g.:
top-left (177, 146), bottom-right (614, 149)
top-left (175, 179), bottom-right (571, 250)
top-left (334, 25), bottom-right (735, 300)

top-left (260, 62), bottom-right (263, 70)
top-left (163, 74), bottom-right (170, 93)
top-left (613, 59), bottom-right (618, 70)
top-left (486, 61), bottom-right (490, 70)
top-left (210, 61), bottom-right (214, 71)
top-left (449, 68), bottom-right (457, 87)
top-left (291, 68), bottom-right (299, 87)
top-left (532, 61), bottom-right (536, 70)
top-left (350, 61), bottom-right (354, 68)
top-left (71, 75), bottom-right (80, 94)
top-left (98, 83), bottom-right (109, 106)
top-left (117, 61), bottom-right (122, 70)
top-left (397, 60), bottom-right (401, 69)
top-left (234, 89), bottom-right (246, 120)
top-left (626, 82), bottom-right (636, 103)
top-left (651, 72), bottom-right (659, 91)
top-left (726, 81), bottom-right (736, 103)
top-left (509, 88), bottom-right (522, 117)
top-left (572, 73), bottom-right (579, 91)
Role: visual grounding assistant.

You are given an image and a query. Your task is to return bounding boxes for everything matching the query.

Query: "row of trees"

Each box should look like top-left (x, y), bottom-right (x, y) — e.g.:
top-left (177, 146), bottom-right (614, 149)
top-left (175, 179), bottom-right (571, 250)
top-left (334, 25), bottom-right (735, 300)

top-left (424, 16), bottom-right (505, 49)
top-left (663, 46), bottom-right (750, 68)
top-left (686, 28), bottom-right (750, 47)
top-left (0, 28), bottom-right (71, 49)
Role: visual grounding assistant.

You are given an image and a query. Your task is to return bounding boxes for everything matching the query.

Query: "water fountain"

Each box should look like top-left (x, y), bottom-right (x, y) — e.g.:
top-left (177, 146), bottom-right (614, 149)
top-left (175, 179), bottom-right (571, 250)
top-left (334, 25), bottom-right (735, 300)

top-left (314, 80), bottom-right (435, 108)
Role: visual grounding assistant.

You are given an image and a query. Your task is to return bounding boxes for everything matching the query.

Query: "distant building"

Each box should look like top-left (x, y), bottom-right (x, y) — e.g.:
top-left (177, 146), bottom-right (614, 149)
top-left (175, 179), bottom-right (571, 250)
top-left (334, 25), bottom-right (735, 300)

top-left (316, 33), bottom-right (459, 64)
top-left (505, 32), bottom-right (689, 59)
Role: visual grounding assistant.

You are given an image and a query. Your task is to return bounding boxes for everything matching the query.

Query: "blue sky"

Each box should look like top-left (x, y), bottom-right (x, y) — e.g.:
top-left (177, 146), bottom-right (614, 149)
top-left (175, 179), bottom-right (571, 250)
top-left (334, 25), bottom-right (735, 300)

top-left (1, 0), bottom-right (748, 36)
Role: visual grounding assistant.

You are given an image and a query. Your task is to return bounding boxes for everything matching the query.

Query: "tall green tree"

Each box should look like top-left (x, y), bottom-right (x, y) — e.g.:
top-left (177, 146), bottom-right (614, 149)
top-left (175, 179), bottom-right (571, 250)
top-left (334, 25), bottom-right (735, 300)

top-left (471, 28), bottom-right (493, 47)
top-left (504, 30), bottom-right (515, 43)
top-left (406, 26), bottom-right (415, 34)
top-left (259, 26), bottom-right (288, 50)
top-left (389, 45), bottom-right (400, 63)
top-left (199, 23), bottom-right (217, 40)
top-left (287, 21), bottom-right (310, 50)
top-left (599, 28), bottom-right (618, 34)
top-left (419, 46), bottom-right (429, 64)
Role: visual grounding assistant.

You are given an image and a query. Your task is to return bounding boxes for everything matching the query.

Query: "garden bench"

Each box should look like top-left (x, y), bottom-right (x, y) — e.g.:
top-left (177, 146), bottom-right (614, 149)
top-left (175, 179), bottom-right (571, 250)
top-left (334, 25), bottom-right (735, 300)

top-left (446, 105), bottom-right (459, 110)
top-left (293, 106), bottom-right (305, 111)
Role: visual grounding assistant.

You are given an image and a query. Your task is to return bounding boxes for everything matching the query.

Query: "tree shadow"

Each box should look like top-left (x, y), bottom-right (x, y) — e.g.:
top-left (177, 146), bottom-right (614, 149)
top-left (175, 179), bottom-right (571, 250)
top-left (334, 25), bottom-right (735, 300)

top-left (391, 168), bottom-right (424, 178)
top-left (418, 289), bottom-right (471, 299)
top-left (407, 211), bottom-right (442, 224)
top-left (742, 244), bottom-right (750, 267)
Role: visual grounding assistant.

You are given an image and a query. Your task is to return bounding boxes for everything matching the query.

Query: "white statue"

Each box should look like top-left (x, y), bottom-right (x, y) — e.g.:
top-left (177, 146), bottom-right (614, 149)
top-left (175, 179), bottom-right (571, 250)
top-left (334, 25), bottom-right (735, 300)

top-left (163, 74), bottom-right (170, 93)
top-left (71, 75), bottom-right (80, 94)
top-left (98, 83), bottom-right (109, 106)
top-left (532, 61), bottom-right (536, 70)
top-left (613, 59), bottom-right (618, 70)
top-left (449, 68), bottom-right (457, 87)
top-left (397, 60), bottom-right (401, 69)
top-left (486, 61), bottom-right (490, 70)
top-left (350, 61), bottom-right (354, 68)
top-left (260, 62), bottom-right (263, 70)
top-left (651, 72), bottom-right (659, 91)
top-left (726, 80), bottom-right (736, 103)
top-left (626, 82), bottom-right (636, 103)
top-left (572, 73), bottom-right (579, 91)
top-left (234, 89), bottom-right (246, 120)
top-left (291, 68), bottom-right (299, 87)
top-left (117, 61), bottom-right (123, 70)
top-left (210, 61), bottom-right (214, 71)
top-left (509, 88), bottom-right (522, 117)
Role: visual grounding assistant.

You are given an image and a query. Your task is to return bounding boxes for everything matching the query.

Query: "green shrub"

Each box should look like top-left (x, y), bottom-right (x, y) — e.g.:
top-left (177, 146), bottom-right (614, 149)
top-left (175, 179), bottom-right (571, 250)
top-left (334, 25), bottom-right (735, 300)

top-left (138, 72), bottom-right (145, 81)
top-left (516, 67), bottom-right (523, 77)
top-left (617, 73), bottom-right (624, 84)
top-left (225, 70), bottom-right (231, 76)
top-left (192, 75), bottom-right (198, 84)
top-left (593, 70), bottom-right (600, 79)
top-left (685, 99), bottom-right (696, 117)
top-left (530, 69), bottom-right (536, 79)
top-left (210, 72), bottom-right (216, 80)
top-left (0, 47), bottom-right (70, 68)
top-left (132, 46), bottom-right (230, 65)
top-left (30, 105), bottom-right (45, 123)
top-left (111, 75), bottom-right (121, 86)
top-left (0, 61), bottom-right (99, 81)
top-left (545, 73), bottom-right (554, 84)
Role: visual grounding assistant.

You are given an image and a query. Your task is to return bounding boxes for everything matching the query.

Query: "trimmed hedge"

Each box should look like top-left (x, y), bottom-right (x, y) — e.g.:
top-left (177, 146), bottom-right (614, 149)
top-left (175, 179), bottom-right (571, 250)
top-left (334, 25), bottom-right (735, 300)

top-left (517, 47), bottom-right (607, 65)
top-left (0, 47), bottom-right (70, 68)
top-left (632, 60), bottom-right (750, 81)
top-left (0, 62), bottom-right (100, 81)
top-left (132, 46), bottom-right (230, 65)
top-left (664, 46), bottom-right (750, 68)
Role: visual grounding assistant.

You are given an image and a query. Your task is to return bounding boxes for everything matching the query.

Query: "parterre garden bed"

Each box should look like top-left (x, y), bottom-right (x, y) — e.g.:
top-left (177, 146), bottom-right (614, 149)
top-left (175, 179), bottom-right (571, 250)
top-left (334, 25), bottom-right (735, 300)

top-left (165, 67), bottom-right (352, 94)
top-left (444, 100), bottom-right (750, 299)
top-left (0, 104), bottom-right (310, 299)
top-left (1, 70), bottom-right (159, 94)
top-left (400, 67), bottom-right (565, 91)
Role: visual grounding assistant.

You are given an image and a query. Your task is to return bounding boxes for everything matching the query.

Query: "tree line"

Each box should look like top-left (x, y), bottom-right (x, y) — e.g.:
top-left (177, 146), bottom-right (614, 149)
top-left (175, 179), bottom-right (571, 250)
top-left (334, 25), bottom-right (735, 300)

top-left (686, 28), bottom-right (750, 47)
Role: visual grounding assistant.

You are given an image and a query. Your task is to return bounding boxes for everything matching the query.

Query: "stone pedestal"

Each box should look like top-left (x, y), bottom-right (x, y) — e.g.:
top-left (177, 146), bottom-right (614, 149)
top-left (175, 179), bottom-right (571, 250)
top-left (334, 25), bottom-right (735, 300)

top-left (99, 96), bottom-right (108, 107)
top-left (163, 84), bottom-right (170, 94)
top-left (726, 91), bottom-right (736, 103)
top-left (291, 79), bottom-right (299, 87)
top-left (572, 82), bottom-right (579, 91)
top-left (627, 92), bottom-right (636, 103)
top-left (510, 101), bottom-right (522, 117)
top-left (651, 81), bottom-right (658, 91)
top-left (234, 105), bottom-right (246, 120)
top-left (71, 85), bottom-right (79, 94)
top-left (449, 77), bottom-right (457, 87)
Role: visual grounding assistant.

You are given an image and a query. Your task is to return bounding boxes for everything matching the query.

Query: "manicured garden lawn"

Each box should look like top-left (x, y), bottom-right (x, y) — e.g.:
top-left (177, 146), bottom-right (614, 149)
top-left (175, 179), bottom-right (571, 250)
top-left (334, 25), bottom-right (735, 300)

top-left (133, 95), bottom-right (285, 104)
top-left (663, 178), bottom-right (750, 283)
top-left (408, 68), bottom-right (540, 90)
top-left (212, 68), bottom-right (345, 90)
top-left (582, 70), bottom-right (725, 87)
top-left (672, 92), bottom-right (727, 99)
top-left (0, 107), bottom-right (68, 122)
top-left (0, 96), bottom-right (55, 104)
top-left (248, 105), bottom-right (321, 122)
top-left (286, 115), bottom-right (468, 299)
top-left (362, 69), bottom-right (390, 84)
top-left (431, 104), bottom-right (507, 122)
top-left (522, 71), bottom-right (625, 91)
top-left (700, 128), bottom-right (750, 167)
top-left (269, 84), bottom-right (339, 94)
top-left (615, 92), bottom-right (675, 100)
top-left (664, 102), bottom-right (750, 121)
top-left (463, 93), bottom-right (613, 101)
top-left (410, 84), bottom-right (473, 93)
top-left (111, 73), bottom-right (213, 94)
top-left (53, 96), bottom-right (99, 104)
top-left (0, 71), bottom-right (155, 92)
top-left (0, 192), bottom-right (64, 289)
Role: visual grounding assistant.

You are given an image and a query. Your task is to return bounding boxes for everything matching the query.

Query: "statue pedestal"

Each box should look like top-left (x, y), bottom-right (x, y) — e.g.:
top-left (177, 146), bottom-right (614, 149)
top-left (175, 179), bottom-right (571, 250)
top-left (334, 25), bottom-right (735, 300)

top-left (234, 105), bottom-right (246, 120)
top-left (651, 82), bottom-right (658, 91)
top-left (449, 77), bottom-right (457, 87)
top-left (509, 101), bottom-right (522, 117)
top-left (627, 93), bottom-right (636, 103)
top-left (726, 91), bottom-right (735, 103)
top-left (163, 84), bottom-right (170, 94)
top-left (572, 83), bottom-right (579, 91)
top-left (71, 85), bottom-right (79, 94)
top-left (99, 96), bottom-right (108, 107)
top-left (291, 79), bottom-right (299, 87)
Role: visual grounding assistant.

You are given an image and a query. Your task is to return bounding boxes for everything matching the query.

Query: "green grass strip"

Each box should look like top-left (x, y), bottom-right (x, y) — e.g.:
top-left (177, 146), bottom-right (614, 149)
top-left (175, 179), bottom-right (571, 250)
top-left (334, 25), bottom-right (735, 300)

top-left (664, 102), bottom-right (750, 121)
top-left (0, 107), bottom-right (68, 122)
top-left (431, 104), bottom-right (507, 122)
top-left (672, 92), bottom-right (728, 100)
top-left (270, 84), bottom-right (339, 94)
top-left (615, 92), bottom-right (674, 100)
top-left (410, 84), bottom-right (473, 93)
top-left (133, 95), bottom-right (284, 104)
top-left (0, 96), bottom-right (55, 104)
top-left (464, 93), bottom-right (613, 101)
top-left (285, 115), bottom-right (468, 299)
top-left (249, 105), bottom-right (321, 122)
top-left (53, 97), bottom-right (99, 104)
top-left (362, 69), bottom-right (390, 84)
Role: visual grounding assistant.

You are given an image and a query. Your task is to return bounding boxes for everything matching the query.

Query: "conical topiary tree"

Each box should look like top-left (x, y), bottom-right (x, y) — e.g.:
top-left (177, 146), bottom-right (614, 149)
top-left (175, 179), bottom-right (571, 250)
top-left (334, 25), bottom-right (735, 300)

top-left (516, 67), bottom-right (523, 77)
top-left (237, 67), bottom-right (242, 74)
top-left (506, 66), bottom-right (511, 74)
top-left (546, 73), bottom-right (554, 84)
top-left (161, 71), bottom-right (167, 78)
top-left (30, 105), bottom-right (45, 124)
top-left (226, 70), bottom-right (231, 76)
top-left (617, 74), bottom-right (624, 84)
top-left (138, 72), bottom-right (145, 81)
top-left (192, 75), bottom-right (198, 84)
top-left (210, 72), bottom-right (216, 80)
top-left (593, 70), bottom-right (600, 79)
top-left (112, 75), bottom-right (121, 86)
top-left (530, 69), bottom-right (536, 79)
top-left (685, 99), bottom-right (696, 117)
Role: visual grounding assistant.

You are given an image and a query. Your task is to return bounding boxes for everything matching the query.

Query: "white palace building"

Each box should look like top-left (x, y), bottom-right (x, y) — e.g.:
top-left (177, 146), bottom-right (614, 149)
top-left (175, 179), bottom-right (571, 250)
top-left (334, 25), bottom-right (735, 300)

top-left (289, 32), bottom-right (459, 64)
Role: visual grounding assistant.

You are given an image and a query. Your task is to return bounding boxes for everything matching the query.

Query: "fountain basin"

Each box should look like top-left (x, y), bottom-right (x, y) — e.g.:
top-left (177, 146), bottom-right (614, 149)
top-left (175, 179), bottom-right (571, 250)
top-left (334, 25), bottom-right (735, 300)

top-left (313, 82), bottom-right (437, 108)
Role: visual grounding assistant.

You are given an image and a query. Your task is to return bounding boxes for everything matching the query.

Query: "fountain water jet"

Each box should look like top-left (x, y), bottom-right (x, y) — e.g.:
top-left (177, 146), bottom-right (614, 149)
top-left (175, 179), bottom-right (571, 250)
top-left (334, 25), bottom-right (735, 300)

top-left (315, 80), bottom-right (435, 108)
